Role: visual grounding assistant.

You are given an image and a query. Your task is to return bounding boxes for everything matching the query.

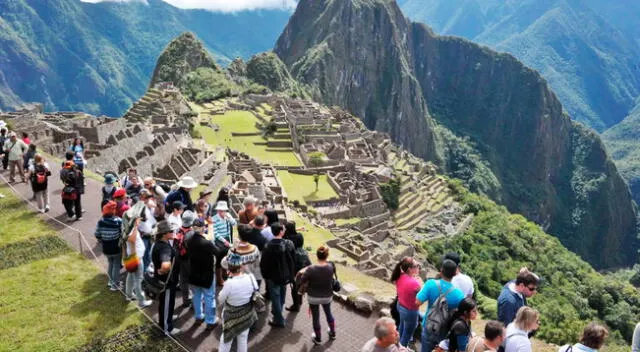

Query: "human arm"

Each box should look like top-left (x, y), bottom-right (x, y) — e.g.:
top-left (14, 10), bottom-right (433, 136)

top-left (451, 321), bottom-right (470, 352)
top-left (497, 296), bottom-right (515, 326)
top-left (415, 280), bottom-right (432, 307)
top-left (128, 218), bottom-right (141, 244)
top-left (217, 281), bottom-right (232, 305)
top-left (157, 245), bottom-right (172, 275)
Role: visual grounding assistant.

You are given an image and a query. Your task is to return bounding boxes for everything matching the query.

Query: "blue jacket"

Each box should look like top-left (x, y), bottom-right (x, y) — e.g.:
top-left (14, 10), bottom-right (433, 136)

top-left (497, 280), bottom-right (526, 326)
top-left (164, 188), bottom-right (193, 213)
top-left (95, 216), bottom-right (123, 255)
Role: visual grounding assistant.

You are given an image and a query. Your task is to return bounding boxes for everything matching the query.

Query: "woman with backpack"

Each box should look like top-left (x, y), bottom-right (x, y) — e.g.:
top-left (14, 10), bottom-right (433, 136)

top-left (299, 245), bottom-right (337, 345)
top-left (27, 154), bottom-right (51, 213)
top-left (504, 307), bottom-right (539, 352)
top-left (391, 256), bottom-right (423, 349)
top-left (445, 297), bottom-right (477, 352)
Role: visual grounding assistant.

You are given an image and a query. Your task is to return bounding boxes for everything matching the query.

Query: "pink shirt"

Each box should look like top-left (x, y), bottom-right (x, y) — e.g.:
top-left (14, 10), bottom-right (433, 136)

top-left (396, 273), bottom-right (421, 311)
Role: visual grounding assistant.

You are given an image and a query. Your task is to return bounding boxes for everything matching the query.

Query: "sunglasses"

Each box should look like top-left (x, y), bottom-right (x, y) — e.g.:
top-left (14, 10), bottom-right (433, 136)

top-left (527, 286), bottom-right (537, 291)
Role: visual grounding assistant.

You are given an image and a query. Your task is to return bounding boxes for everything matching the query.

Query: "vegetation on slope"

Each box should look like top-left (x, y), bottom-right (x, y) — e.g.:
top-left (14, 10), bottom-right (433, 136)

top-left (245, 52), bottom-right (310, 99)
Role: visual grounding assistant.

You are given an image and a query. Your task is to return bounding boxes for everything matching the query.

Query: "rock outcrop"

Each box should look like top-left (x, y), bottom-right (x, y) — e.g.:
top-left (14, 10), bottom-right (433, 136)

top-left (274, 0), bottom-right (639, 268)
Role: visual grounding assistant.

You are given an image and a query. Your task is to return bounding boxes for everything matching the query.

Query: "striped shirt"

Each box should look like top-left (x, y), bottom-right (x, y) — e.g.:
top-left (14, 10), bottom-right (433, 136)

top-left (213, 214), bottom-right (237, 242)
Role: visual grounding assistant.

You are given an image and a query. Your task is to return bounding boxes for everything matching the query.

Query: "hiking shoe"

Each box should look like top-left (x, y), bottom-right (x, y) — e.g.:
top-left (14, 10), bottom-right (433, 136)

top-left (167, 328), bottom-right (181, 336)
top-left (312, 333), bottom-right (321, 345)
top-left (76, 216), bottom-right (83, 221)
top-left (67, 216), bottom-right (75, 222)
top-left (139, 300), bottom-right (153, 308)
top-left (328, 329), bottom-right (336, 340)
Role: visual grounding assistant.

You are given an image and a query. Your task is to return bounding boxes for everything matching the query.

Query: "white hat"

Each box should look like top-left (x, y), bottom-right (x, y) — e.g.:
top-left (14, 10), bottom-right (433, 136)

top-left (176, 176), bottom-right (198, 189)
top-left (0, 120), bottom-right (6, 128)
top-left (8, 131), bottom-right (17, 137)
top-left (215, 200), bottom-right (229, 211)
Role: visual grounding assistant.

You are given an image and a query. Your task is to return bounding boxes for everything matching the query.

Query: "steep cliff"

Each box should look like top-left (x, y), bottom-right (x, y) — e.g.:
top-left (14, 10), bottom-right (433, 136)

top-left (274, 0), bottom-right (639, 268)
top-left (603, 105), bottom-right (640, 206)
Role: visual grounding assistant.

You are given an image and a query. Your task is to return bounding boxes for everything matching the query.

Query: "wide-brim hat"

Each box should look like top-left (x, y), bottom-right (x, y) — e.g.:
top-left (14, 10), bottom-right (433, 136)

top-left (0, 120), bottom-right (6, 128)
top-left (215, 200), bottom-right (229, 211)
top-left (181, 210), bottom-right (196, 227)
top-left (104, 174), bottom-right (117, 185)
top-left (156, 220), bottom-right (174, 236)
top-left (177, 176), bottom-right (198, 189)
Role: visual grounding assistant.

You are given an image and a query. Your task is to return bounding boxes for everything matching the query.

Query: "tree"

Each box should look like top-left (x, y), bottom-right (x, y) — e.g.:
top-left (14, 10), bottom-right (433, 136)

top-left (308, 151), bottom-right (326, 192)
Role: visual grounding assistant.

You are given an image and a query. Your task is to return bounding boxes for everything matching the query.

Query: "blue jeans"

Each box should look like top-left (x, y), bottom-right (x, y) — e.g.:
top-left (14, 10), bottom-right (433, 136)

top-left (106, 254), bottom-right (121, 287)
top-left (267, 280), bottom-right (286, 326)
top-left (142, 236), bottom-right (151, 272)
top-left (397, 302), bottom-right (419, 347)
top-left (192, 282), bottom-right (217, 325)
top-left (421, 325), bottom-right (441, 352)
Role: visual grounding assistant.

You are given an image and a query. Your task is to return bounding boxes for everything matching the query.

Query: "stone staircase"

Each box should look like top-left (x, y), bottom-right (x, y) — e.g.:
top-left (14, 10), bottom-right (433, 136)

top-left (393, 171), bottom-right (454, 231)
top-left (123, 88), bottom-right (163, 122)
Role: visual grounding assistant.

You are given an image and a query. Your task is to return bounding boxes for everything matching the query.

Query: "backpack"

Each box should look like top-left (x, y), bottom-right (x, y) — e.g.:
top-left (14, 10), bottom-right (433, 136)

top-left (34, 164), bottom-right (48, 184)
top-left (157, 183), bottom-right (171, 193)
top-left (425, 280), bottom-right (456, 339)
top-left (293, 247), bottom-right (311, 271)
top-left (175, 228), bottom-right (193, 257)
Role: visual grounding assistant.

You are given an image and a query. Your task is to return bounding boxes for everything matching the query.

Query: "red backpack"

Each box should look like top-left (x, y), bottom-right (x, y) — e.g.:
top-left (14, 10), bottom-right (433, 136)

top-left (175, 227), bottom-right (193, 257)
top-left (34, 164), bottom-right (48, 184)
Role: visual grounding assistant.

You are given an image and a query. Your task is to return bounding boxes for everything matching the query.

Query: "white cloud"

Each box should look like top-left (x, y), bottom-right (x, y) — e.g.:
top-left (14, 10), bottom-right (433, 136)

top-left (80, 0), bottom-right (297, 12)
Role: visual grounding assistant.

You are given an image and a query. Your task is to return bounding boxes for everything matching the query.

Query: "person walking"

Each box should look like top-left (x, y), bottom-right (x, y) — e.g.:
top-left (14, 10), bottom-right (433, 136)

top-left (0, 127), bottom-right (8, 170)
top-left (446, 297), bottom-right (478, 352)
top-left (23, 143), bottom-right (36, 173)
top-left (217, 252), bottom-right (259, 352)
top-left (361, 317), bottom-right (409, 352)
top-left (26, 154), bottom-right (51, 213)
top-left (260, 222), bottom-right (295, 328)
top-left (558, 322), bottom-right (608, 352)
top-left (187, 218), bottom-right (219, 330)
top-left (391, 257), bottom-right (422, 349)
top-left (167, 201), bottom-right (186, 233)
top-left (466, 321), bottom-right (505, 352)
top-left (174, 209), bottom-right (195, 307)
top-left (195, 190), bottom-right (214, 222)
top-left (504, 307), bottom-right (540, 352)
top-left (60, 160), bottom-right (84, 222)
top-left (212, 200), bottom-right (237, 286)
top-left (299, 245), bottom-right (337, 344)
top-left (94, 201), bottom-right (123, 291)
top-left (70, 138), bottom-right (85, 172)
top-left (124, 218), bottom-right (153, 308)
top-left (152, 220), bottom-right (181, 336)
top-left (497, 268), bottom-right (539, 326)
top-left (125, 175), bottom-right (143, 205)
top-left (3, 132), bottom-right (28, 183)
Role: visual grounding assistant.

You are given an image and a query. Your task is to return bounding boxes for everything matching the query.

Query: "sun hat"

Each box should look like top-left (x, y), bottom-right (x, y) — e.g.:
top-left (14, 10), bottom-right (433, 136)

top-left (181, 210), bottom-right (196, 227)
top-left (104, 174), bottom-right (116, 185)
top-left (155, 220), bottom-right (174, 236)
top-left (8, 131), bottom-right (17, 137)
top-left (176, 176), bottom-right (198, 189)
top-left (0, 120), bottom-right (6, 128)
top-left (215, 200), bottom-right (229, 211)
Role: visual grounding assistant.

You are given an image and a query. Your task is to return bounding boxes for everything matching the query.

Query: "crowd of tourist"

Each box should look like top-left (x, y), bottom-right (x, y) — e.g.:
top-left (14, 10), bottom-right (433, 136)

top-left (0, 122), bottom-right (633, 352)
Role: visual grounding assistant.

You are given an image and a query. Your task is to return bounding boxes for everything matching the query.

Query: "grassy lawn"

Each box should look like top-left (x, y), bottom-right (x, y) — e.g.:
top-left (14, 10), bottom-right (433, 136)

top-left (0, 184), bottom-right (149, 351)
top-left (278, 171), bottom-right (338, 205)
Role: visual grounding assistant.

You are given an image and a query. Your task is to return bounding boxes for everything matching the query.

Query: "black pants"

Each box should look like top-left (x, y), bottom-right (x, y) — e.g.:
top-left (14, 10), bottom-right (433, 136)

top-left (290, 282), bottom-right (302, 308)
top-left (178, 258), bottom-right (190, 301)
top-left (62, 195), bottom-right (82, 218)
top-left (310, 303), bottom-right (335, 338)
top-left (159, 286), bottom-right (176, 334)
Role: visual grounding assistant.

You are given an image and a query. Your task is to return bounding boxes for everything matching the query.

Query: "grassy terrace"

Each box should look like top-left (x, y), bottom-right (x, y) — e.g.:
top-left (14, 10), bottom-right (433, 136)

top-left (277, 170), bottom-right (338, 205)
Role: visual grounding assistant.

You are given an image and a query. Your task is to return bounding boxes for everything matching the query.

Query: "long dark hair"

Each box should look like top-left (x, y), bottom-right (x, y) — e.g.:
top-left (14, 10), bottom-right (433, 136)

top-left (446, 297), bottom-right (477, 331)
top-left (391, 257), bottom-right (415, 283)
top-left (72, 137), bottom-right (84, 148)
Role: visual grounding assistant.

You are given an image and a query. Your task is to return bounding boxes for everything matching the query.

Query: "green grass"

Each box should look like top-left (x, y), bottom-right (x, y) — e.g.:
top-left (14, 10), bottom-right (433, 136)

top-left (0, 186), bottom-right (59, 243)
top-left (289, 211), bottom-right (334, 251)
top-left (278, 171), bottom-right (339, 205)
top-left (194, 109), bottom-right (301, 166)
top-left (334, 218), bottom-right (361, 226)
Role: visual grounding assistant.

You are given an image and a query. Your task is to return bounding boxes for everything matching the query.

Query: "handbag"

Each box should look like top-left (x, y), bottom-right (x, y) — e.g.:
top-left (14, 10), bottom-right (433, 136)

top-left (143, 256), bottom-right (176, 299)
top-left (250, 274), bottom-right (266, 313)
top-left (123, 252), bottom-right (140, 273)
top-left (331, 262), bottom-right (341, 292)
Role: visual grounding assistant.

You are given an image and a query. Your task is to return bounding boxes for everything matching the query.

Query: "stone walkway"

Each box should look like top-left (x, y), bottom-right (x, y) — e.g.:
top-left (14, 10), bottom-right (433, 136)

top-left (1, 163), bottom-right (381, 352)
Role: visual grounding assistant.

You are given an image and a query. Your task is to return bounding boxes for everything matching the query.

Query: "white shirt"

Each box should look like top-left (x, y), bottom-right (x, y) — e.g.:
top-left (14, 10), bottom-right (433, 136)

top-left (126, 229), bottom-right (145, 258)
top-left (217, 274), bottom-right (256, 307)
top-left (452, 273), bottom-right (475, 296)
top-left (138, 206), bottom-right (157, 234)
top-left (167, 213), bottom-right (182, 233)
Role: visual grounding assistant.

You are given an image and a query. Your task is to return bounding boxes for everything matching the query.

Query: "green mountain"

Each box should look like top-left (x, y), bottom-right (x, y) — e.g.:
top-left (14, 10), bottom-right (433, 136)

top-left (397, 0), bottom-right (640, 132)
top-left (0, 0), bottom-right (291, 116)
top-left (274, 0), bottom-right (639, 269)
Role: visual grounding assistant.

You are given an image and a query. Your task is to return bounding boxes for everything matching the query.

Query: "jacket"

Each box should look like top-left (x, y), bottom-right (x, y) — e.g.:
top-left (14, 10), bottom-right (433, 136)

top-left (164, 188), bottom-right (193, 212)
top-left (60, 166), bottom-right (85, 194)
top-left (95, 216), bottom-right (123, 255)
top-left (260, 238), bottom-right (295, 285)
top-left (187, 232), bottom-right (215, 288)
top-left (497, 281), bottom-right (526, 326)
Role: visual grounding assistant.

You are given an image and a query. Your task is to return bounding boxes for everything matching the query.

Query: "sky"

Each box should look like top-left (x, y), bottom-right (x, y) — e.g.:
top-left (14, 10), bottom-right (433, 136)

top-left (80, 0), bottom-right (297, 12)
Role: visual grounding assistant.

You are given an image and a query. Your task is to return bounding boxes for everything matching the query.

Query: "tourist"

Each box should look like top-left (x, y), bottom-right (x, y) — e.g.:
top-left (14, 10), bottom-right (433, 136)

top-left (286, 221), bottom-right (309, 312)
top-left (26, 154), bottom-right (51, 213)
top-left (558, 322), bottom-right (608, 352)
top-left (260, 222), bottom-right (296, 328)
top-left (120, 168), bottom-right (138, 189)
top-left (467, 321), bottom-right (505, 352)
top-left (60, 160), bottom-right (84, 221)
top-left (445, 252), bottom-right (475, 298)
top-left (253, 215), bottom-right (273, 242)
top-left (101, 174), bottom-right (117, 208)
top-left (195, 190), bottom-right (214, 221)
top-left (212, 200), bottom-right (237, 286)
top-left (71, 137), bottom-right (85, 172)
top-left (0, 127), bottom-right (8, 170)
top-left (264, 207), bottom-right (279, 226)
top-left (497, 268), bottom-right (539, 326)
top-left (633, 322), bottom-right (640, 352)
top-left (113, 188), bottom-right (130, 218)
top-left (22, 131), bottom-right (31, 145)
top-left (165, 176), bottom-right (196, 212)
top-left (124, 218), bottom-right (153, 308)
top-left (217, 252), bottom-right (259, 352)
top-left (243, 219), bottom-right (267, 251)
top-left (125, 175), bottom-right (143, 205)
top-left (138, 195), bottom-right (157, 273)
top-left (174, 209), bottom-right (195, 307)
top-left (416, 259), bottom-right (466, 352)
top-left (143, 177), bottom-right (167, 217)
top-left (221, 228), bottom-right (262, 286)
top-left (167, 201), bottom-right (186, 232)
top-left (446, 297), bottom-right (478, 352)
top-left (94, 201), bottom-right (123, 291)
top-left (152, 220), bottom-right (181, 336)
top-left (391, 257), bottom-right (422, 349)
top-left (299, 245), bottom-right (337, 344)
top-left (186, 218), bottom-right (219, 330)
top-left (238, 196), bottom-right (258, 224)
top-left (216, 186), bottom-right (230, 205)
top-left (3, 132), bottom-right (28, 183)
top-left (504, 307), bottom-right (539, 352)
top-left (23, 143), bottom-right (36, 172)
top-left (361, 317), bottom-right (408, 352)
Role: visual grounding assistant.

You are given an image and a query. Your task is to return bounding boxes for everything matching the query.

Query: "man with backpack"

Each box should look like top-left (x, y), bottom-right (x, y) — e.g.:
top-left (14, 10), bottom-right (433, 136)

top-left (415, 259), bottom-right (465, 352)
top-left (60, 160), bottom-right (85, 222)
top-left (174, 210), bottom-right (196, 308)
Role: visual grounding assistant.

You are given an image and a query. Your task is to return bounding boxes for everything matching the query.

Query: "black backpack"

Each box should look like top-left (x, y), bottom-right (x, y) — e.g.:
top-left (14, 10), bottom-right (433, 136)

top-left (293, 247), bottom-right (311, 271)
top-left (157, 183), bottom-right (172, 193)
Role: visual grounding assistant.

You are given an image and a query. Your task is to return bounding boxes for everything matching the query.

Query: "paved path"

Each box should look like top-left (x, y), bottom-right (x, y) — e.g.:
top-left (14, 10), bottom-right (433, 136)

top-left (1, 164), bottom-right (381, 352)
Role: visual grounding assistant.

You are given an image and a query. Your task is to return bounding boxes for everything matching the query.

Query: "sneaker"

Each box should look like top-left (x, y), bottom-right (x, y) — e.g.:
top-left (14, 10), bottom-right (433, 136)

top-left (268, 319), bottom-right (285, 328)
top-left (167, 328), bottom-right (181, 336)
top-left (328, 328), bottom-right (336, 340)
top-left (44, 206), bottom-right (50, 213)
top-left (205, 322), bottom-right (219, 331)
top-left (39, 208), bottom-right (45, 214)
top-left (172, 314), bottom-right (179, 321)
top-left (286, 305), bottom-right (300, 312)
top-left (139, 300), bottom-right (153, 308)
top-left (76, 216), bottom-right (83, 221)
top-left (82, 209), bottom-right (86, 213)
top-left (67, 216), bottom-right (75, 222)
top-left (109, 286), bottom-right (118, 291)
top-left (312, 333), bottom-right (321, 345)
top-left (126, 296), bottom-right (136, 301)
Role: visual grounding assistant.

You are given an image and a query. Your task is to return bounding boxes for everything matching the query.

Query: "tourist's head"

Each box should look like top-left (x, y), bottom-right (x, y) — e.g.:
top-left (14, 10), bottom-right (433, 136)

top-left (131, 175), bottom-right (140, 186)
top-left (253, 215), bottom-right (266, 229)
top-left (391, 257), bottom-right (420, 282)
top-left (515, 268), bottom-right (539, 298)
top-left (9, 132), bottom-right (17, 141)
top-left (285, 221), bottom-right (296, 235)
top-left (271, 222), bottom-right (284, 238)
top-left (72, 137), bottom-right (83, 146)
top-left (114, 188), bottom-right (126, 201)
top-left (514, 307), bottom-right (539, 332)
top-left (181, 210), bottom-right (196, 228)
top-left (102, 201), bottom-right (117, 217)
top-left (316, 245), bottom-right (329, 261)
top-left (373, 317), bottom-right (399, 347)
top-left (456, 297), bottom-right (478, 321)
top-left (128, 168), bottom-right (137, 178)
top-left (34, 153), bottom-right (43, 165)
top-left (440, 259), bottom-right (458, 280)
top-left (215, 200), bottom-right (229, 216)
top-left (444, 252), bottom-right (461, 268)
top-left (265, 209), bottom-right (278, 225)
top-left (139, 189), bottom-right (152, 202)
top-left (0, 128), bottom-right (6, 136)
top-left (155, 220), bottom-right (174, 241)
top-left (484, 321), bottom-right (506, 347)
top-left (28, 143), bottom-right (36, 152)
top-left (143, 177), bottom-right (155, 189)
top-left (22, 132), bottom-right (28, 139)
top-left (238, 224), bottom-right (252, 242)
top-left (65, 150), bottom-right (74, 161)
top-left (579, 322), bottom-right (608, 349)
top-left (104, 173), bottom-right (116, 186)
top-left (171, 201), bottom-right (186, 215)
top-left (226, 251), bottom-right (244, 274)
top-left (177, 176), bottom-right (197, 192)
top-left (243, 195), bottom-right (257, 211)
top-left (199, 190), bottom-right (213, 201)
